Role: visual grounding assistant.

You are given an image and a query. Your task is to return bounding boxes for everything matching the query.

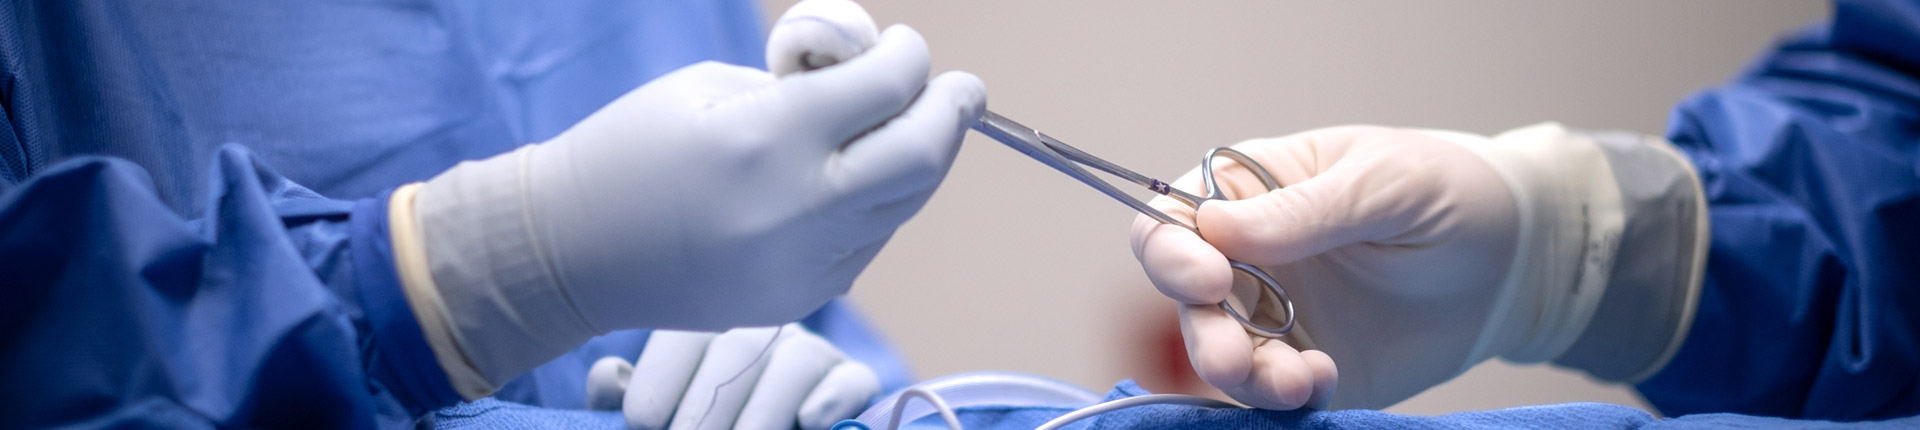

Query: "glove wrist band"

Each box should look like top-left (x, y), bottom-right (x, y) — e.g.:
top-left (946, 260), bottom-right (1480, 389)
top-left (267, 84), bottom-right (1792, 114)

top-left (1430, 123), bottom-right (1627, 372)
top-left (1549, 130), bottom-right (1709, 382)
top-left (404, 144), bottom-right (605, 397)
top-left (389, 182), bottom-right (495, 400)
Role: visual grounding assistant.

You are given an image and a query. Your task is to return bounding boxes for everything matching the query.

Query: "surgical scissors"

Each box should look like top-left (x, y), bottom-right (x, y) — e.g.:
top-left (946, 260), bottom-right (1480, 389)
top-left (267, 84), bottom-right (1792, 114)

top-left (972, 111), bottom-right (1295, 338)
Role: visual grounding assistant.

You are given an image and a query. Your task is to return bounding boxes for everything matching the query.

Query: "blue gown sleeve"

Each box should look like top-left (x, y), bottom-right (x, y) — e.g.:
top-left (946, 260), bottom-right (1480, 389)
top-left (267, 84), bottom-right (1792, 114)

top-left (0, 145), bottom-right (460, 428)
top-left (0, 143), bottom-right (915, 427)
top-left (1636, 0), bottom-right (1920, 420)
top-left (0, 0), bottom-right (912, 424)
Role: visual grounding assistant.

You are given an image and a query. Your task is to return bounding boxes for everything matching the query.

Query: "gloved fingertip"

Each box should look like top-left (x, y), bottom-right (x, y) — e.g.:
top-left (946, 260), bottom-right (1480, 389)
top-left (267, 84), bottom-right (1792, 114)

top-left (1191, 350), bottom-right (1253, 394)
top-left (766, 0), bottom-right (878, 76)
top-left (1253, 353), bottom-right (1317, 410)
top-left (928, 71), bottom-right (986, 121)
top-left (872, 24), bottom-right (929, 65)
top-left (625, 330), bottom-right (718, 429)
top-left (798, 362), bottom-right (881, 430)
top-left (1300, 350), bottom-right (1338, 410)
top-left (877, 23), bottom-right (924, 45)
top-left (585, 356), bottom-right (633, 411)
top-left (764, 21), bottom-right (928, 143)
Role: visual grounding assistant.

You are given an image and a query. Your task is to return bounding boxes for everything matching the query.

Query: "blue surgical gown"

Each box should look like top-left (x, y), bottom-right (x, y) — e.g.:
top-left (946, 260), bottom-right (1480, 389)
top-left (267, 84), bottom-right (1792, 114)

top-left (6, 0), bottom-right (1920, 428)
top-left (1637, 0), bottom-right (1920, 421)
top-left (0, 1), bottom-right (909, 428)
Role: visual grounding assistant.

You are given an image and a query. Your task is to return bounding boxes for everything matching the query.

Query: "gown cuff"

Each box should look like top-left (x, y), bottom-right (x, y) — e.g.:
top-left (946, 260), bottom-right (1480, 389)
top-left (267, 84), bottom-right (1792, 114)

top-left (351, 186), bottom-right (465, 413)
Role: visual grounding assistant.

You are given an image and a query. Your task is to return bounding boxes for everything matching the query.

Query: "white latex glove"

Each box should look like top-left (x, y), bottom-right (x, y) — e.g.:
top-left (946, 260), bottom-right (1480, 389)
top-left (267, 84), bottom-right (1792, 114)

top-left (384, 14), bottom-right (986, 398)
top-left (1132, 124), bottom-right (1707, 410)
top-left (582, 324), bottom-right (881, 430)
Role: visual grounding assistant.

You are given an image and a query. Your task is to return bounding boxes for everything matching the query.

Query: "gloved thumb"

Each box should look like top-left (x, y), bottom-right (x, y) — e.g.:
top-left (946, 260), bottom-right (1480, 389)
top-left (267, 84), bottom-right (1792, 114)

top-left (1195, 177), bottom-right (1359, 266)
top-left (1193, 131), bottom-right (1419, 267)
top-left (766, 0), bottom-right (879, 76)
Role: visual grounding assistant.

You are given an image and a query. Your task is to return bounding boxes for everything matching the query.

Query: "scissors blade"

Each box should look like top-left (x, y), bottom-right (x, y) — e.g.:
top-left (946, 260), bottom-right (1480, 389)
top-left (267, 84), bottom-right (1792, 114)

top-left (970, 111), bottom-right (1194, 229)
top-left (971, 112), bottom-right (1075, 175)
top-left (973, 112), bottom-right (1161, 188)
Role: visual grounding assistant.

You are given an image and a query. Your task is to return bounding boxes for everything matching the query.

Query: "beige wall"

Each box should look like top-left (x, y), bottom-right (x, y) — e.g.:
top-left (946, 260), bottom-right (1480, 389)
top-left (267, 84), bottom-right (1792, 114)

top-left (761, 0), bottom-right (1827, 415)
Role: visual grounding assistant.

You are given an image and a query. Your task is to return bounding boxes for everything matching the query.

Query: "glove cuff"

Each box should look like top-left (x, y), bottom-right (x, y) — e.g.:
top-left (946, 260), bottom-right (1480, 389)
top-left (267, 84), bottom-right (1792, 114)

top-left (1550, 130), bottom-right (1708, 383)
top-left (1429, 123), bottom-right (1627, 370)
top-left (406, 144), bottom-right (603, 395)
top-left (389, 182), bottom-right (494, 400)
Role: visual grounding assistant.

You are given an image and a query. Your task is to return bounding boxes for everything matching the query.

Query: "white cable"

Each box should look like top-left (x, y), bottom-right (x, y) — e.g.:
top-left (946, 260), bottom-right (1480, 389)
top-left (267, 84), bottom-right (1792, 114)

top-left (885, 388), bottom-right (964, 430)
top-left (863, 389), bottom-right (1236, 430)
top-left (854, 372), bottom-right (1098, 426)
top-left (1032, 394), bottom-right (1238, 430)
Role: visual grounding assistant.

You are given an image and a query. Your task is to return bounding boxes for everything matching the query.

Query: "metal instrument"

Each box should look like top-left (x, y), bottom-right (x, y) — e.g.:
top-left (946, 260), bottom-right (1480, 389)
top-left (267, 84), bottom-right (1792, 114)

top-left (972, 111), bottom-right (1295, 337)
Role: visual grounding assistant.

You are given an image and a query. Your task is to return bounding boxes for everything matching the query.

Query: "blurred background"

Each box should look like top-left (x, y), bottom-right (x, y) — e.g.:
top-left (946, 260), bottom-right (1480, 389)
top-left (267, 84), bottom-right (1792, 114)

top-left (760, 0), bottom-right (1828, 415)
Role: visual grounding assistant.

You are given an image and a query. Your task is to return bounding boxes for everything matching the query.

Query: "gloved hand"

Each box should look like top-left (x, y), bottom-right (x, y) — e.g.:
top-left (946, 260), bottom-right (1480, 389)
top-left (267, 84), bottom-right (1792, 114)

top-left (382, 10), bottom-right (986, 398)
top-left (1132, 124), bottom-right (1708, 410)
top-left (583, 324), bottom-right (880, 430)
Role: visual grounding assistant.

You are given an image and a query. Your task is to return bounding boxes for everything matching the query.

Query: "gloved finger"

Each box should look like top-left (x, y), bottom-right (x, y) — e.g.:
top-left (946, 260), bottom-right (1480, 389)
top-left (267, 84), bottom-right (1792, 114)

top-left (1300, 349), bottom-right (1339, 410)
top-left (1230, 339), bottom-right (1326, 410)
top-left (1194, 127), bottom-right (1419, 266)
top-left (733, 329), bottom-right (844, 429)
top-left (1199, 126), bottom-right (1376, 202)
top-left (798, 362), bottom-right (882, 430)
top-left (1132, 215), bottom-right (1234, 304)
top-left (1132, 168), bottom-right (1233, 304)
top-left (586, 356), bottom-right (633, 411)
top-left (1177, 303), bottom-right (1254, 394)
top-left (1181, 297), bottom-right (1334, 411)
top-left (667, 326), bottom-right (793, 430)
top-left (766, 0), bottom-right (879, 76)
top-left (829, 71), bottom-right (986, 205)
top-left (625, 331), bottom-right (720, 430)
top-left (759, 24), bottom-right (932, 148)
